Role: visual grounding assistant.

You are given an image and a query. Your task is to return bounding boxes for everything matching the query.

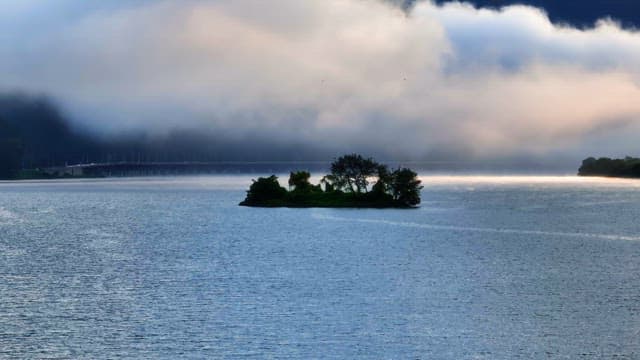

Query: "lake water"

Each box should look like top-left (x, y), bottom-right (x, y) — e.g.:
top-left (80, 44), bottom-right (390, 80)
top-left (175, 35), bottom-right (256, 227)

top-left (1, 175), bottom-right (640, 359)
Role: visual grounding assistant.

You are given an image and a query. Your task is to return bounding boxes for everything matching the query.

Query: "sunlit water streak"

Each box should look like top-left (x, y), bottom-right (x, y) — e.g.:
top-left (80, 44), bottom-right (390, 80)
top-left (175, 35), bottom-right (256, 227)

top-left (312, 213), bottom-right (640, 242)
top-left (419, 174), bottom-right (640, 186)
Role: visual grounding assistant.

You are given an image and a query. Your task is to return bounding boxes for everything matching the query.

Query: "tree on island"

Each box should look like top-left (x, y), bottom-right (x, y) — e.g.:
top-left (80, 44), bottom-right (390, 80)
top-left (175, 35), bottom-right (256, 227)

top-left (371, 164), bottom-right (394, 195)
top-left (390, 168), bottom-right (423, 206)
top-left (244, 175), bottom-right (287, 203)
top-left (240, 154), bottom-right (423, 208)
top-left (288, 171), bottom-right (312, 191)
top-left (329, 155), bottom-right (423, 205)
top-left (330, 153), bottom-right (379, 193)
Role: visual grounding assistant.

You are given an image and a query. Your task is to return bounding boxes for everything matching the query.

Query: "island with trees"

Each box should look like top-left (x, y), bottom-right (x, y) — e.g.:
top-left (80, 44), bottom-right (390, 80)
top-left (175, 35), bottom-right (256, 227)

top-left (578, 157), bottom-right (640, 178)
top-left (239, 154), bottom-right (423, 208)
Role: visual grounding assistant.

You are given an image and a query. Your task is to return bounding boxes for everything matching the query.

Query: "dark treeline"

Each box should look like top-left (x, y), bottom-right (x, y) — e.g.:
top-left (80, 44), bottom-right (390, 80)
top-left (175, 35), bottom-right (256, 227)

top-left (0, 94), bottom-right (329, 179)
top-left (578, 157), bottom-right (640, 178)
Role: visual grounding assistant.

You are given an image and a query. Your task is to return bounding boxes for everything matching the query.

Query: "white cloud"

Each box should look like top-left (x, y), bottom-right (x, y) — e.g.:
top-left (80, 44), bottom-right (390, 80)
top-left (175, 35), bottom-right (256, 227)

top-left (1, 0), bottom-right (640, 160)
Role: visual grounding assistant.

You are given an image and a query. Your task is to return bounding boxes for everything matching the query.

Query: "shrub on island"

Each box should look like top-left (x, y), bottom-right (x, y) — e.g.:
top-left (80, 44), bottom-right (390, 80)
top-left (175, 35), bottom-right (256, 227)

top-left (239, 154), bottom-right (423, 208)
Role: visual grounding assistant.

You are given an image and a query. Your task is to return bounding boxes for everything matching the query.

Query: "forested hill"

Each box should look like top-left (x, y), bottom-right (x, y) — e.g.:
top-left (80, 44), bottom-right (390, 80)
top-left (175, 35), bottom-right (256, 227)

top-left (0, 94), bottom-right (329, 179)
top-left (0, 95), bottom-right (103, 172)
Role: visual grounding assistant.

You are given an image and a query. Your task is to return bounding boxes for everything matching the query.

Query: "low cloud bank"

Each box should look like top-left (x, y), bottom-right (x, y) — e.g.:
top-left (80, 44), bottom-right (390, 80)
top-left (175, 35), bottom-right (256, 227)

top-left (1, 0), bottom-right (640, 162)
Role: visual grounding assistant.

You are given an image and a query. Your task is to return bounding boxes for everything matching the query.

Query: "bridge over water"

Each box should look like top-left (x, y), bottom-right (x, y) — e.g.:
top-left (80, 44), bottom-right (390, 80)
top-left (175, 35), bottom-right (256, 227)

top-left (44, 161), bottom-right (333, 177)
top-left (42, 160), bottom-right (557, 177)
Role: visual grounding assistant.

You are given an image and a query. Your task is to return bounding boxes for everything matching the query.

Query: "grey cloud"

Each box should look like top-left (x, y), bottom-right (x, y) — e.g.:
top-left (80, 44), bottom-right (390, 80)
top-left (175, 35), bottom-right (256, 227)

top-left (430, 3), bottom-right (640, 73)
top-left (1, 0), bottom-right (640, 162)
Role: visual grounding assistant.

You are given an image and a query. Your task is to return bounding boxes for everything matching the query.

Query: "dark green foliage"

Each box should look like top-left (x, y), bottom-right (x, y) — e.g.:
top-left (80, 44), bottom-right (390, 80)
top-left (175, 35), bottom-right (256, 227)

top-left (288, 171), bottom-right (312, 192)
top-left (390, 168), bottom-right (423, 206)
top-left (240, 154), bottom-right (422, 208)
top-left (371, 164), bottom-right (392, 196)
top-left (330, 154), bottom-right (380, 193)
top-left (320, 175), bottom-right (336, 193)
top-left (240, 175), bottom-right (287, 205)
top-left (578, 157), bottom-right (640, 178)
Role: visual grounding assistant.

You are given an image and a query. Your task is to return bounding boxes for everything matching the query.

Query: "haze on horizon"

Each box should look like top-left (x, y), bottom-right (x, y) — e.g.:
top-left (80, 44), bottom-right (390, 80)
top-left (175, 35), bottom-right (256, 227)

top-left (2, 0), bottom-right (640, 167)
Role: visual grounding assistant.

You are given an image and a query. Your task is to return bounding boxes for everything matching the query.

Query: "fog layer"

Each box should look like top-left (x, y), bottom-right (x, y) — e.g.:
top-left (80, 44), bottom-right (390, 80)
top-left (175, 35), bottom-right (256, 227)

top-left (1, 0), bottom-right (640, 161)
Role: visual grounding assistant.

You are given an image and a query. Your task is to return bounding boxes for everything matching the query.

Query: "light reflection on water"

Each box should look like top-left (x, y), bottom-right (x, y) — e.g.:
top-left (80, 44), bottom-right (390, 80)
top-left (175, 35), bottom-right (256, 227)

top-left (1, 175), bottom-right (639, 358)
top-left (418, 175), bottom-right (640, 188)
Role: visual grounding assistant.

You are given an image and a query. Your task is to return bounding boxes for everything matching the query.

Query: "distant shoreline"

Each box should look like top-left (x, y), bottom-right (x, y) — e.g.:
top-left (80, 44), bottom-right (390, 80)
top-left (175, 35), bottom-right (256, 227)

top-left (578, 157), bottom-right (640, 178)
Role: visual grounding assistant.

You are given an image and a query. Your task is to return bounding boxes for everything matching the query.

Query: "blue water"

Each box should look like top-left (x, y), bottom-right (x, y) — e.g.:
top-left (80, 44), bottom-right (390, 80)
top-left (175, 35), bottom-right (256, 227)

top-left (1, 175), bottom-right (640, 359)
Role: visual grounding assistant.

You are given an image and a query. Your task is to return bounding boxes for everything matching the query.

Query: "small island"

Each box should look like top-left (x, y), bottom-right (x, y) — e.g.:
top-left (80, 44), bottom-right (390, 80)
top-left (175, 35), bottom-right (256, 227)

top-left (578, 156), bottom-right (640, 178)
top-left (239, 154), bottom-right (422, 208)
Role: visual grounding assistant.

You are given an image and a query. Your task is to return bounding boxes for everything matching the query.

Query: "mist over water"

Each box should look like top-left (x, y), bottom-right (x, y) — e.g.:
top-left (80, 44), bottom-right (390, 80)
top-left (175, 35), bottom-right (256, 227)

top-left (3, 0), bottom-right (640, 163)
top-left (1, 175), bottom-right (639, 358)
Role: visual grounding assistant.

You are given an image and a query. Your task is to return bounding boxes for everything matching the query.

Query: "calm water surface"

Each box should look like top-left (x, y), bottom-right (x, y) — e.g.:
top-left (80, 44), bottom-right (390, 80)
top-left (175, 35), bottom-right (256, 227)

top-left (1, 175), bottom-right (640, 359)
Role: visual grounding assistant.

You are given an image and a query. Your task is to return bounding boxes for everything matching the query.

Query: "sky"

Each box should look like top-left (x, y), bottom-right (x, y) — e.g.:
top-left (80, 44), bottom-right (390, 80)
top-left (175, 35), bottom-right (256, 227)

top-left (1, 0), bottom-right (640, 163)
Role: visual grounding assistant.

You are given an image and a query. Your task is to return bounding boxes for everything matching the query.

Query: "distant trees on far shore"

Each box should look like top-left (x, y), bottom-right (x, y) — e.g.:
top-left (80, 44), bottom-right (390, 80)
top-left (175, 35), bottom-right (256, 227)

top-left (579, 157), bottom-right (640, 178)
